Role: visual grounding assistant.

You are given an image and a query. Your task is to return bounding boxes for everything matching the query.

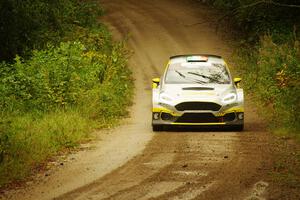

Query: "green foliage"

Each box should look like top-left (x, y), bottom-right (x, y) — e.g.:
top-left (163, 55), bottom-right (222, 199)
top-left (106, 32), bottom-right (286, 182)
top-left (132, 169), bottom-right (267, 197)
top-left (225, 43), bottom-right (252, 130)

top-left (207, 0), bottom-right (300, 41)
top-left (2, 42), bottom-right (98, 111)
top-left (0, 29), bottom-right (133, 186)
top-left (206, 1), bottom-right (300, 135)
top-left (0, 0), bottom-right (103, 61)
top-left (0, 0), bottom-right (133, 187)
top-left (235, 35), bottom-right (300, 133)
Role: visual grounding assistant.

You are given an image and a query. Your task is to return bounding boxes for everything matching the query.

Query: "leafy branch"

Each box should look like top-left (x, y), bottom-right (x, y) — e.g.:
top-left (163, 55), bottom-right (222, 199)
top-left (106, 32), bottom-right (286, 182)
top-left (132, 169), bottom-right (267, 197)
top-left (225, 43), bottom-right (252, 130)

top-left (185, 0), bottom-right (300, 27)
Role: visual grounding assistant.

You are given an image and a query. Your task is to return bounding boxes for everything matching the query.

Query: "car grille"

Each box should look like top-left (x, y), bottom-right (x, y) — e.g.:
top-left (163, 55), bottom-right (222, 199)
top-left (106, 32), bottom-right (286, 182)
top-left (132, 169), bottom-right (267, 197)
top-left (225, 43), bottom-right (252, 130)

top-left (175, 113), bottom-right (236, 123)
top-left (175, 102), bottom-right (221, 111)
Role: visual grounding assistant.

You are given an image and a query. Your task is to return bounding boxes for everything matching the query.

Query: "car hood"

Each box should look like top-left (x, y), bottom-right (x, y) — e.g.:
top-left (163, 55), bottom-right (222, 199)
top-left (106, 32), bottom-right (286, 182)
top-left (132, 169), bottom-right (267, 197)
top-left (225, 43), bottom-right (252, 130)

top-left (160, 83), bottom-right (235, 104)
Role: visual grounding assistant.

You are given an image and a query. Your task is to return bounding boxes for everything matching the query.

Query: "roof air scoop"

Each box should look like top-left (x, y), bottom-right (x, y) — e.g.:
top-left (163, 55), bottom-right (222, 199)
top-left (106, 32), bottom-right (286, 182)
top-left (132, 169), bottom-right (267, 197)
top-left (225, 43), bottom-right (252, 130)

top-left (186, 55), bottom-right (208, 62)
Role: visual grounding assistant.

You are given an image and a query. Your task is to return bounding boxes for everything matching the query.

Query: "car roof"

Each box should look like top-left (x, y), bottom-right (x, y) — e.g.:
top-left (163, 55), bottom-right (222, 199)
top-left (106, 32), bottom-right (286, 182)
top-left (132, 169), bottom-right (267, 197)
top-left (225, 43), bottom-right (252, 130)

top-left (169, 54), bottom-right (225, 66)
top-left (170, 54), bottom-right (222, 59)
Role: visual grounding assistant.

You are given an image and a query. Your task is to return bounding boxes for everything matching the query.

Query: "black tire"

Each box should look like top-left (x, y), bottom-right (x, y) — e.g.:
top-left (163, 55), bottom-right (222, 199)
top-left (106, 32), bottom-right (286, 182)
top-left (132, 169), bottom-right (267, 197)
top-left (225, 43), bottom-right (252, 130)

top-left (233, 124), bottom-right (244, 131)
top-left (152, 125), bottom-right (163, 132)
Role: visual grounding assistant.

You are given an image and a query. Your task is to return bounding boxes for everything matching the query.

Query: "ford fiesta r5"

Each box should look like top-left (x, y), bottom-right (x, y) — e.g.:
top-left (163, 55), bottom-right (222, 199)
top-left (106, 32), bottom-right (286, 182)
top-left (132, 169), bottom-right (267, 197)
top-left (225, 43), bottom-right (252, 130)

top-left (152, 54), bottom-right (244, 131)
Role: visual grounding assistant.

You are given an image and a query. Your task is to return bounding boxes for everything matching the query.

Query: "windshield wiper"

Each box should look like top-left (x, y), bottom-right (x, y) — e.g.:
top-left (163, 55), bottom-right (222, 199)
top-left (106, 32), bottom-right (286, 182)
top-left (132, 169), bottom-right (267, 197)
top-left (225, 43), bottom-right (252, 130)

top-left (175, 70), bottom-right (206, 84)
top-left (175, 70), bottom-right (186, 78)
top-left (187, 72), bottom-right (222, 84)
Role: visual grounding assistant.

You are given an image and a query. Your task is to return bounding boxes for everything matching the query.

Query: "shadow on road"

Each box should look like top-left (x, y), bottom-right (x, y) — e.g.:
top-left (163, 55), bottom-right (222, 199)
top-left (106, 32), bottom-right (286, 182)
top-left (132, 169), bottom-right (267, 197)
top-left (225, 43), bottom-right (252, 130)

top-left (157, 125), bottom-right (243, 133)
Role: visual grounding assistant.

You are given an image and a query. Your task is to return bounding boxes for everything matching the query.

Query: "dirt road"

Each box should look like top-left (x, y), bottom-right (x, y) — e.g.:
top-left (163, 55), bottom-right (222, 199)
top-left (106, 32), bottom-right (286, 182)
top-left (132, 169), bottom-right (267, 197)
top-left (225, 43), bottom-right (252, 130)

top-left (3, 0), bottom-right (275, 199)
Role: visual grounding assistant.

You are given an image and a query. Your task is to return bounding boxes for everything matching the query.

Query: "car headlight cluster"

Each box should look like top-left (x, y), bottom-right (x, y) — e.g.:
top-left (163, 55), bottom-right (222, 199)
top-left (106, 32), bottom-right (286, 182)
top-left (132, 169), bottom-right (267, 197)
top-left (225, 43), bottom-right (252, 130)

top-left (158, 93), bottom-right (174, 110)
top-left (222, 92), bottom-right (237, 104)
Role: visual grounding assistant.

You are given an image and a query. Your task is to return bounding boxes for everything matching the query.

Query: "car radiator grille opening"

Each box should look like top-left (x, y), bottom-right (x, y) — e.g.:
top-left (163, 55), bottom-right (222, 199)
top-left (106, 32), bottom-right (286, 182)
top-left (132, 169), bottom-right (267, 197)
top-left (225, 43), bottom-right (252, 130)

top-left (175, 102), bottom-right (221, 111)
top-left (175, 113), bottom-right (236, 123)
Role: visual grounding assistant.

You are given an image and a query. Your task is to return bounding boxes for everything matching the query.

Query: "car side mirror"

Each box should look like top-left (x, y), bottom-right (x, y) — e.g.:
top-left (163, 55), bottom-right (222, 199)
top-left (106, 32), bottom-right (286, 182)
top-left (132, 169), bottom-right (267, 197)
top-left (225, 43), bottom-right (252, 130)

top-left (234, 77), bottom-right (242, 87)
top-left (152, 78), bottom-right (160, 89)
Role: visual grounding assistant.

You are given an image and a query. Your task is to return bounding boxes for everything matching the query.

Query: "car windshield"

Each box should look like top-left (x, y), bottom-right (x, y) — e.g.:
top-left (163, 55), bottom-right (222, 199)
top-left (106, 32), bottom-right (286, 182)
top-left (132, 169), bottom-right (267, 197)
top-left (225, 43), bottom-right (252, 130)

top-left (165, 62), bottom-right (230, 84)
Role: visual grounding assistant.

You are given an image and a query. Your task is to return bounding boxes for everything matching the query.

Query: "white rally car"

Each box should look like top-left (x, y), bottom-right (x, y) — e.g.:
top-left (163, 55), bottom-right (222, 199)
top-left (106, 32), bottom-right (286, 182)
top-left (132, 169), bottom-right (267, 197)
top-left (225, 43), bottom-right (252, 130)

top-left (152, 54), bottom-right (244, 131)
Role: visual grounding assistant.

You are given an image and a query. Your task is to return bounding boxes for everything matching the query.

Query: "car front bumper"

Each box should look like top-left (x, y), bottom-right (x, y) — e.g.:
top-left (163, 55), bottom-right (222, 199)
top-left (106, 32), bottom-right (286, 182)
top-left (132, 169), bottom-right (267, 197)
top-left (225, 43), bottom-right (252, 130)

top-left (152, 106), bottom-right (244, 126)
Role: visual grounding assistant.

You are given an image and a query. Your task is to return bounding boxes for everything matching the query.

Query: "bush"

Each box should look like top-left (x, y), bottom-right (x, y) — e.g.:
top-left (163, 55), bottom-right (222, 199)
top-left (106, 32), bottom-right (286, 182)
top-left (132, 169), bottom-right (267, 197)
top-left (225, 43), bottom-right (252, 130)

top-left (235, 35), bottom-right (300, 133)
top-left (0, 30), bottom-right (133, 186)
top-left (207, 0), bottom-right (300, 41)
top-left (1, 42), bottom-right (102, 111)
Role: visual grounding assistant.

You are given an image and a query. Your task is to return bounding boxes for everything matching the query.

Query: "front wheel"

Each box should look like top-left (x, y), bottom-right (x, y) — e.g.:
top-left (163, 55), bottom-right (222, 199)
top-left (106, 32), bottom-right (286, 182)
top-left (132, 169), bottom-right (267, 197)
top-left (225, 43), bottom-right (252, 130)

top-left (233, 124), bottom-right (244, 131)
top-left (152, 125), bottom-right (163, 132)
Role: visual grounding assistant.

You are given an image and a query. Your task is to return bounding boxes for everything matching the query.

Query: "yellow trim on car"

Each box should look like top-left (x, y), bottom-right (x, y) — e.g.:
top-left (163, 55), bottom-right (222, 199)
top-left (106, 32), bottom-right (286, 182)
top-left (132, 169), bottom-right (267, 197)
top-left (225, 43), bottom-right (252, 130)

top-left (153, 107), bottom-right (244, 118)
top-left (152, 107), bottom-right (181, 116)
top-left (214, 107), bottom-right (244, 117)
top-left (225, 107), bottom-right (244, 113)
top-left (152, 107), bottom-right (171, 113)
top-left (214, 112), bottom-right (226, 117)
top-left (152, 77), bottom-right (160, 89)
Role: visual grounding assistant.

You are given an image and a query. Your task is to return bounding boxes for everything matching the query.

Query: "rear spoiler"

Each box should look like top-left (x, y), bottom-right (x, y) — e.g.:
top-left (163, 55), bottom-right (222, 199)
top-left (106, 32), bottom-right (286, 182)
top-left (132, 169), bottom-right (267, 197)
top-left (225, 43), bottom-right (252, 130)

top-left (170, 54), bottom-right (222, 59)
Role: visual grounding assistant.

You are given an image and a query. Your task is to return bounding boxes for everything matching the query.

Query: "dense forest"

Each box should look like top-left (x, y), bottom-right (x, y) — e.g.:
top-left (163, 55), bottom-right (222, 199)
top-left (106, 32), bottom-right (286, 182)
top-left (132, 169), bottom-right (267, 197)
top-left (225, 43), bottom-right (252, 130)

top-left (0, 0), bottom-right (133, 186)
top-left (206, 0), bottom-right (300, 135)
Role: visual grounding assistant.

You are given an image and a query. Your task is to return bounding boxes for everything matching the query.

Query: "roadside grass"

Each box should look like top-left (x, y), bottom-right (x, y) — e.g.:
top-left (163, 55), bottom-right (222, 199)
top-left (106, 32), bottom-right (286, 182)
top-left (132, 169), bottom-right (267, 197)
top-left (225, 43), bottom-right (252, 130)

top-left (0, 110), bottom-right (92, 185)
top-left (0, 28), bottom-right (134, 187)
top-left (273, 128), bottom-right (300, 142)
top-left (267, 138), bottom-right (300, 199)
